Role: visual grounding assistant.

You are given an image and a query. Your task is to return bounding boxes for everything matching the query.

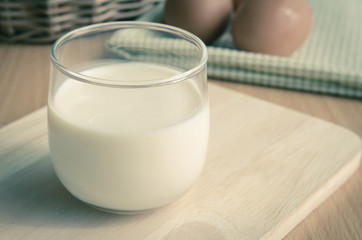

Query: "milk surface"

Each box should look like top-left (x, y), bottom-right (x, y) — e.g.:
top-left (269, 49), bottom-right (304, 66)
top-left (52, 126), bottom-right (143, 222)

top-left (48, 62), bottom-right (209, 211)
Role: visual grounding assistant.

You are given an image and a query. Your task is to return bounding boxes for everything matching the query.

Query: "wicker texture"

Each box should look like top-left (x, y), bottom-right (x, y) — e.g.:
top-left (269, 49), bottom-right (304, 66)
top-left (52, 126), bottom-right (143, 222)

top-left (0, 0), bottom-right (162, 43)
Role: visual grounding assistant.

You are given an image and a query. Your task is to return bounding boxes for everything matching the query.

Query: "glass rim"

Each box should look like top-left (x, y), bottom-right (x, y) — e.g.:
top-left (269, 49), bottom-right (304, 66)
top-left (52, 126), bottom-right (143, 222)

top-left (50, 21), bottom-right (208, 88)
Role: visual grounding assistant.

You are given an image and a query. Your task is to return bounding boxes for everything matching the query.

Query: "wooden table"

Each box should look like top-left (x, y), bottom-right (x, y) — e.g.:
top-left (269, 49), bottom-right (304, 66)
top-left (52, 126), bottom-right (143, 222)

top-left (1, 44), bottom-right (361, 239)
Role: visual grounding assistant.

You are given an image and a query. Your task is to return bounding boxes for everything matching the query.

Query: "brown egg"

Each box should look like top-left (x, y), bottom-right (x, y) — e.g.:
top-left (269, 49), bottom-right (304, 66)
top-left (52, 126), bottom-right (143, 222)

top-left (232, 0), bottom-right (313, 56)
top-left (164, 0), bottom-right (233, 44)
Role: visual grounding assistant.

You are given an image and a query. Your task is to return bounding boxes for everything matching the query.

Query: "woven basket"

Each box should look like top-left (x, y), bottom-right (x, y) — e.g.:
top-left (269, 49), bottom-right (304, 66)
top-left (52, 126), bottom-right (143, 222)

top-left (0, 0), bottom-right (163, 43)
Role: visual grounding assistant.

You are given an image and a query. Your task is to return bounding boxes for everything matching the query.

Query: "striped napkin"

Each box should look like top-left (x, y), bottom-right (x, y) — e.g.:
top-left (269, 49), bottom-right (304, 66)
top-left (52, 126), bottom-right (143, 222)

top-left (135, 1), bottom-right (362, 98)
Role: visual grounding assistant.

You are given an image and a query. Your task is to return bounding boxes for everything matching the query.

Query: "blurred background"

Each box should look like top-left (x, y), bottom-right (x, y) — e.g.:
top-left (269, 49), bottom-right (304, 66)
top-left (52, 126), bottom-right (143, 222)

top-left (0, 0), bottom-right (162, 43)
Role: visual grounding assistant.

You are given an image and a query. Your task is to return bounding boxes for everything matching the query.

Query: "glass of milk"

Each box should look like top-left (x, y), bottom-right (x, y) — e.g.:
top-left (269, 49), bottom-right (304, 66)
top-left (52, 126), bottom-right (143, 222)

top-left (48, 22), bottom-right (209, 214)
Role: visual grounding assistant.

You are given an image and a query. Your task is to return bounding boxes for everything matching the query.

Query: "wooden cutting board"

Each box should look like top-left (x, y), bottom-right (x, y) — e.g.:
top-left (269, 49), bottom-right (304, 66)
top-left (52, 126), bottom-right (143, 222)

top-left (0, 83), bottom-right (360, 240)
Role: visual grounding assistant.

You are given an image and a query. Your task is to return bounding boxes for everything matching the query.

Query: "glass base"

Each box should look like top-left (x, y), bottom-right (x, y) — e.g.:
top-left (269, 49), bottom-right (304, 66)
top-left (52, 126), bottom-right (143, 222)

top-left (84, 201), bottom-right (156, 215)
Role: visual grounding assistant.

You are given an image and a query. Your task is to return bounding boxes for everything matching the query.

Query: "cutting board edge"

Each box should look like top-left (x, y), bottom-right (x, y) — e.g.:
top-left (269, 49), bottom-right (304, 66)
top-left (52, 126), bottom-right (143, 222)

top-left (262, 150), bottom-right (361, 240)
top-left (209, 83), bottom-right (362, 150)
top-left (0, 107), bottom-right (47, 134)
top-left (1, 84), bottom-right (362, 239)
top-left (3, 83), bottom-right (362, 152)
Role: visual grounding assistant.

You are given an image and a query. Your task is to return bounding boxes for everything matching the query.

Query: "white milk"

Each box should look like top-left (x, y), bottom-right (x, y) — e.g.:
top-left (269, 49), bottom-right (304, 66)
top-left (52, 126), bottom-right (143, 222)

top-left (48, 62), bottom-right (209, 212)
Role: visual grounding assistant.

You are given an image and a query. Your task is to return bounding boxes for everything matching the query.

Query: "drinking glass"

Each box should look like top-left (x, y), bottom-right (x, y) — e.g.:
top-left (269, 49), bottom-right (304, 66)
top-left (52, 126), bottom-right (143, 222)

top-left (48, 21), bottom-right (209, 214)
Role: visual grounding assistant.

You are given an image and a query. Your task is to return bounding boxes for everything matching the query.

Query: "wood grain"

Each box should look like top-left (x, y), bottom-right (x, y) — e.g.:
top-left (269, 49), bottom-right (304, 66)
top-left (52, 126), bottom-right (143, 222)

top-left (211, 81), bottom-right (362, 240)
top-left (0, 43), bottom-right (362, 239)
top-left (0, 84), bottom-right (360, 239)
top-left (0, 44), bottom-right (50, 126)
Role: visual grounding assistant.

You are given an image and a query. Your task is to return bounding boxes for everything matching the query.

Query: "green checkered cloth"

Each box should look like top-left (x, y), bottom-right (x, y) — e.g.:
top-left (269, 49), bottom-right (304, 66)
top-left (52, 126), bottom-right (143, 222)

top-left (109, 0), bottom-right (362, 98)
top-left (107, 0), bottom-right (362, 98)
top-left (108, 29), bottom-right (204, 80)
